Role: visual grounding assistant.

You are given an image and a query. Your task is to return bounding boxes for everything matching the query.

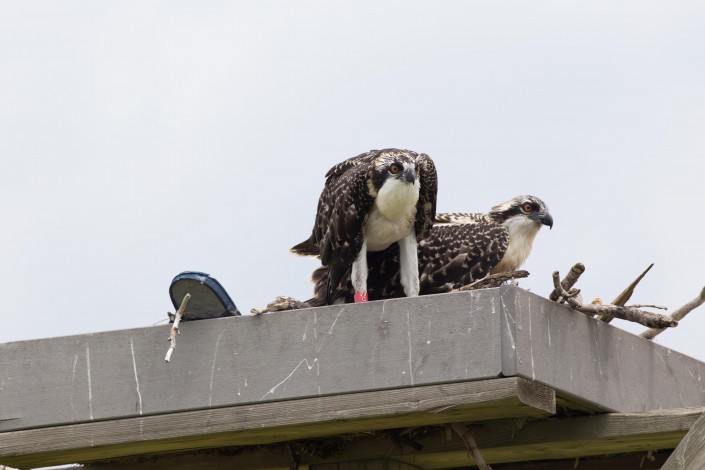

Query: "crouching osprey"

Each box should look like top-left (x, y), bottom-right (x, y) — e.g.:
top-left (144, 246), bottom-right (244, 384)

top-left (291, 149), bottom-right (438, 303)
top-left (305, 195), bottom-right (553, 305)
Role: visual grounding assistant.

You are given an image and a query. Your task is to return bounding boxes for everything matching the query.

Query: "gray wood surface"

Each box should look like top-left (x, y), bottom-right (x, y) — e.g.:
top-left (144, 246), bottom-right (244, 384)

top-left (501, 287), bottom-right (705, 412)
top-left (0, 377), bottom-right (553, 469)
top-left (3, 285), bottom-right (705, 468)
top-left (79, 407), bottom-right (701, 470)
top-left (662, 409), bottom-right (705, 470)
top-left (0, 290), bottom-right (503, 432)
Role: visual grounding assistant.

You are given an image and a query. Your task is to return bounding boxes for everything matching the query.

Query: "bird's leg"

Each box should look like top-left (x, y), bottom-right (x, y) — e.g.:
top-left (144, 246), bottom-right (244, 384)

top-left (398, 232), bottom-right (420, 297)
top-left (352, 240), bottom-right (369, 302)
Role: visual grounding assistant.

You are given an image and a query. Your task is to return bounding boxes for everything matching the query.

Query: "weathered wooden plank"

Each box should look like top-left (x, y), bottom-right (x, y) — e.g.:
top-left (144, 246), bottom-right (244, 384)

top-left (0, 290), bottom-right (503, 432)
top-left (82, 452), bottom-right (673, 470)
top-left (77, 408), bottom-right (701, 470)
top-left (0, 377), bottom-right (554, 469)
top-left (662, 409), bottom-right (705, 470)
top-left (311, 461), bottom-right (422, 470)
top-left (455, 453), bottom-right (670, 469)
top-left (366, 407), bottom-right (702, 468)
top-left (500, 286), bottom-right (705, 412)
top-left (3, 285), bottom-right (705, 435)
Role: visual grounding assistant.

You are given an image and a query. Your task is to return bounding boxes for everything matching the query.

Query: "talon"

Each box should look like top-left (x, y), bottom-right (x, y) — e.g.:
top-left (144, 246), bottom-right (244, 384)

top-left (354, 292), bottom-right (368, 303)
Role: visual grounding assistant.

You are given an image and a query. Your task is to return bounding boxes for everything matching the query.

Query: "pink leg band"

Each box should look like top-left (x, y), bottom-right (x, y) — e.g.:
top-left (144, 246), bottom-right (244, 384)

top-left (354, 292), bottom-right (368, 303)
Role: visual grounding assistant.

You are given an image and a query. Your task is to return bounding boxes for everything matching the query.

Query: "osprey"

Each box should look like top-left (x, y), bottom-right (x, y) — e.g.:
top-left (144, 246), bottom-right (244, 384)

top-left (305, 195), bottom-right (553, 305)
top-left (291, 149), bottom-right (438, 303)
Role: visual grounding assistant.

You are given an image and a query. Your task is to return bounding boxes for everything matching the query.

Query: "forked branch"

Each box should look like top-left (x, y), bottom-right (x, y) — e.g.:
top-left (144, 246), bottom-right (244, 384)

top-left (551, 271), bottom-right (676, 329)
top-left (548, 262), bottom-right (585, 303)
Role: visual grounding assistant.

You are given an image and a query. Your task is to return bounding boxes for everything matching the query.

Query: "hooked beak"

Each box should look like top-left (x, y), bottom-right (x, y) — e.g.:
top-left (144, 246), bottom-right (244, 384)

top-left (403, 167), bottom-right (416, 183)
top-left (539, 211), bottom-right (554, 230)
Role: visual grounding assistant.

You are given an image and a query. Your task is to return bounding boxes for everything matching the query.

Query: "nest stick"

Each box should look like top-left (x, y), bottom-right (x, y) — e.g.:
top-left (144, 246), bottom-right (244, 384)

top-left (451, 423), bottom-right (493, 470)
top-left (456, 270), bottom-right (529, 291)
top-left (640, 286), bottom-right (705, 340)
top-left (551, 271), bottom-right (676, 329)
top-left (548, 263), bottom-right (585, 303)
top-left (165, 293), bottom-right (191, 363)
top-left (598, 263), bottom-right (654, 323)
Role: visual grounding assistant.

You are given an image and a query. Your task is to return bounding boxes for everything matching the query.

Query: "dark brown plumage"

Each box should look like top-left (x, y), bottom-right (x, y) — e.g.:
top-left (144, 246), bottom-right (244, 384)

top-left (291, 149), bottom-right (438, 303)
top-left (304, 195), bottom-right (552, 306)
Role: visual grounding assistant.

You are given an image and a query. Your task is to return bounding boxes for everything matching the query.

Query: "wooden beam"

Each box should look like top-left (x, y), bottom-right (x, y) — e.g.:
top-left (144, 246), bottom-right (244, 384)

top-left (0, 290), bottom-right (505, 433)
top-left (393, 407), bottom-right (702, 468)
top-left (0, 377), bottom-right (554, 469)
top-left (473, 452), bottom-right (671, 469)
top-left (3, 286), bottom-right (705, 437)
top-left (311, 461), bottom-right (423, 470)
top-left (3, 286), bottom-right (705, 470)
top-left (75, 408), bottom-right (701, 470)
top-left (662, 409), bottom-right (705, 470)
top-left (501, 287), bottom-right (705, 412)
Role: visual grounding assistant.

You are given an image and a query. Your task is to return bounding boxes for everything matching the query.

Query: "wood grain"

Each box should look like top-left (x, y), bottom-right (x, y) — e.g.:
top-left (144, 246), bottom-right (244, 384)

top-left (0, 290), bottom-right (503, 433)
top-left (77, 408), bottom-right (701, 470)
top-left (0, 378), bottom-right (554, 469)
top-left (662, 409), bottom-right (705, 470)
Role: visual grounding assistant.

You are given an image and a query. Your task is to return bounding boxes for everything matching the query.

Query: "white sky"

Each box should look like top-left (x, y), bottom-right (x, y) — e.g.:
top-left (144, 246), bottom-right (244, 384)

top-left (1, 1), bottom-right (705, 363)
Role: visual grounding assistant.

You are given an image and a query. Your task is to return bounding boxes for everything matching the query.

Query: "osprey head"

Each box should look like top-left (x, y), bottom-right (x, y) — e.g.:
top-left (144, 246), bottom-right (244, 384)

top-left (490, 195), bottom-right (553, 229)
top-left (488, 195), bottom-right (552, 274)
top-left (369, 149), bottom-right (420, 193)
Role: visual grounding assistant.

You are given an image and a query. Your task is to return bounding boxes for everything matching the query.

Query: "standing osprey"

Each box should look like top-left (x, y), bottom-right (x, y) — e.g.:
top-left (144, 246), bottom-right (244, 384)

top-left (291, 149), bottom-right (438, 303)
top-left (305, 195), bottom-right (552, 305)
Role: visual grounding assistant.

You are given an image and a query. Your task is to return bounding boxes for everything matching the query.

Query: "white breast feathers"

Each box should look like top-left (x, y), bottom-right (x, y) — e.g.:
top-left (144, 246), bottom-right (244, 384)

top-left (492, 216), bottom-right (541, 274)
top-left (365, 178), bottom-right (420, 252)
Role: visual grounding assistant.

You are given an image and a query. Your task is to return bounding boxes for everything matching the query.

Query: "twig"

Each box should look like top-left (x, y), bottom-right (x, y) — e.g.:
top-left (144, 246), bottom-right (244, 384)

top-left (450, 423), bottom-right (492, 470)
top-left (598, 263), bottom-right (654, 323)
top-left (251, 296), bottom-right (312, 315)
top-left (629, 304), bottom-right (667, 310)
top-left (165, 293), bottom-right (191, 363)
top-left (552, 272), bottom-right (677, 329)
top-left (548, 263), bottom-right (585, 303)
top-left (640, 286), bottom-right (705, 340)
top-left (456, 270), bottom-right (529, 291)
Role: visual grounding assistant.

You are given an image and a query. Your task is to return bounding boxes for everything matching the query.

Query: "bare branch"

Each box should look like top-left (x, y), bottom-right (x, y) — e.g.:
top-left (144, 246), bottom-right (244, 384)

top-left (548, 263), bottom-right (585, 303)
top-left (450, 423), bottom-right (493, 470)
top-left (598, 263), bottom-right (654, 323)
top-left (165, 293), bottom-right (191, 363)
top-left (456, 270), bottom-right (529, 291)
top-left (551, 271), bottom-right (677, 329)
top-left (640, 286), bottom-right (705, 340)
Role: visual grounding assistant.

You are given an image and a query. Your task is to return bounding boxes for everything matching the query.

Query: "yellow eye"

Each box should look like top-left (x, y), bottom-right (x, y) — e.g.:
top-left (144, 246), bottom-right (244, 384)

top-left (522, 203), bottom-right (534, 213)
top-left (389, 164), bottom-right (401, 174)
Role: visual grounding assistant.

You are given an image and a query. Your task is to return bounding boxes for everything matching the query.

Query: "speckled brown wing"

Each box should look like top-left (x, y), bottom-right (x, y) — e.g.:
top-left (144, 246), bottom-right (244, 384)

top-left (290, 151), bottom-right (379, 258)
top-left (323, 149), bottom-right (379, 181)
top-left (416, 219), bottom-right (509, 294)
top-left (321, 163), bottom-right (377, 301)
top-left (292, 151), bottom-right (381, 303)
top-left (414, 153), bottom-right (438, 240)
top-left (434, 212), bottom-right (485, 225)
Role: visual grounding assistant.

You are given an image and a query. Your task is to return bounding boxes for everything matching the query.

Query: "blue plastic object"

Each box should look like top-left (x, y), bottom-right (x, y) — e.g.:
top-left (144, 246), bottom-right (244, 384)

top-left (169, 271), bottom-right (241, 321)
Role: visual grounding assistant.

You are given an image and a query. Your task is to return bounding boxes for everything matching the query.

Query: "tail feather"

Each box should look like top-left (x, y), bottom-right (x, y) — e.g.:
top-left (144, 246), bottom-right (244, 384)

top-left (326, 264), bottom-right (347, 305)
top-left (290, 238), bottom-right (319, 257)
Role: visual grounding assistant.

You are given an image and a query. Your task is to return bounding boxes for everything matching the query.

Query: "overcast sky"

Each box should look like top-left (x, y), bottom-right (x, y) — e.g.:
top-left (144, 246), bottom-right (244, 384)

top-left (2, 1), bottom-right (704, 363)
